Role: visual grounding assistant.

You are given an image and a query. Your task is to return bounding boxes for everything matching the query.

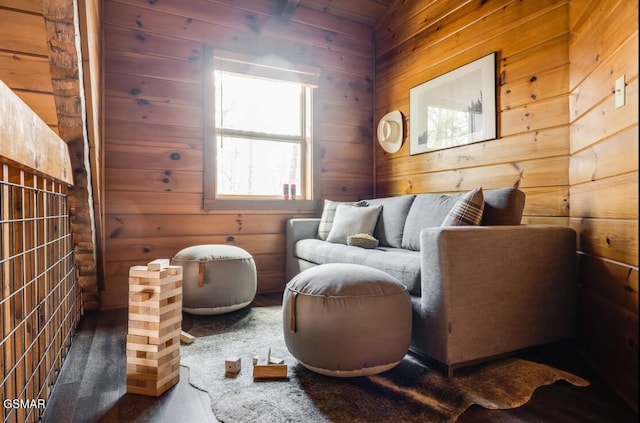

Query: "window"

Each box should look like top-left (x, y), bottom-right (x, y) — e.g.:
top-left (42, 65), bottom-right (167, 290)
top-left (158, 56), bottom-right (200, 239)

top-left (214, 71), bottom-right (310, 197)
top-left (203, 49), bottom-right (319, 209)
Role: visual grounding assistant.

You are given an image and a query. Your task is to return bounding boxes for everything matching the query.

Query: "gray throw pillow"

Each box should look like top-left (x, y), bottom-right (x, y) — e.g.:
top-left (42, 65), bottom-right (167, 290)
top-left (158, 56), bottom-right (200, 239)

top-left (326, 204), bottom-right (382, 244)
top-left (365, 195), bottom-right (416, 248)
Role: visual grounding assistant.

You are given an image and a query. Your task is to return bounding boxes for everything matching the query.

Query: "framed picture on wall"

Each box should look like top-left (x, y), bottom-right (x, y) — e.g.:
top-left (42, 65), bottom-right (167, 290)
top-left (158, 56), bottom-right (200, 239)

top-left (409, 52), bottom-right (497, 155)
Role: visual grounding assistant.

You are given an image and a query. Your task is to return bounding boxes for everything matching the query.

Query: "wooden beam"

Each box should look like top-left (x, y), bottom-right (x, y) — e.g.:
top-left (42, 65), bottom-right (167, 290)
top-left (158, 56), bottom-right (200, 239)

top-left (0, 79), bottom-right (73, 185)
top-left (77, 0), bottom-right (106, 304)
top-left (41, 0), bottom-right (100, 310)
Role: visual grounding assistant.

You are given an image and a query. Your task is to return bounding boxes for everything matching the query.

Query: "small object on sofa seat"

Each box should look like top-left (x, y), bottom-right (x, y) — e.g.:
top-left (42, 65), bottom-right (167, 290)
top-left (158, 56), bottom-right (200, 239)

top-left (283, 263), bottom-right (411, 377)
top-left (171, 245), bottom-right (256, 315)
top-left (346, 234), bottom-right (379, 249)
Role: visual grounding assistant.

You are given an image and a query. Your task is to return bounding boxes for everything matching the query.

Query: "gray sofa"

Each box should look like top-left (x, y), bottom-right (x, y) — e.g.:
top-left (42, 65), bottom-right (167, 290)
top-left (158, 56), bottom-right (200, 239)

top-left (285, 188), bottom-right (577, 375)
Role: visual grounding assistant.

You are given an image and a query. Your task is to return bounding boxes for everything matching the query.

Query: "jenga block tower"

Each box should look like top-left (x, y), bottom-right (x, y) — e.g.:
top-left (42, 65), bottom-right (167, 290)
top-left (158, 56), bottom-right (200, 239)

top-left (126, 259), bottom-right (183, 396)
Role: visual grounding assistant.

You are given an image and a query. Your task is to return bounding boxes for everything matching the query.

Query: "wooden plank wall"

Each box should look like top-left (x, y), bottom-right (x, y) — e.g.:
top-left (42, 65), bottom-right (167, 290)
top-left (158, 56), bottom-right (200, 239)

top-left (0, 0), bottom-right (58, 133)
top-left (374, 0), bottom-right (571, 228)
top-left (568, 0), bottom-right (638, 411)
top-left (375, 0), bottom-right (638, 410)
top-left (102, 0), bottom-right (374, 308)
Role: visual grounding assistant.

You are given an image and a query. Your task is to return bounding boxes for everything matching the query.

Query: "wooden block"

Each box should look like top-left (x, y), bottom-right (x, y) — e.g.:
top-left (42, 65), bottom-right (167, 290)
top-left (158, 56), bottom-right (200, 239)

top-left (253, 364), bottom-right (288, 381)
top-left (130, 291), bottom-right (152, 302)
top-left (225, 357), bottom-right (241, 375)
top-left (166, 265), bottom-right (183, 275)
top-left (129, 282), bottom-right (162, 294)
top-left (147, 259), bottom-right (170, 271)
top-left (129, 266), bottom-right (168, 279)
top-left (180, 331), bottom-right (195, 344)
top-left (256, 347), bottom-right (270, 365)
top-left (253, 348), bottom-right (288, 380)
top-left (126, 342), bottom-right (160, 353)
top-left (159, 286), bottom-right (183, 301)
top-left (127, 334), bottom-right (148, 344)
top-left (253, 354), bottom-right (284, 365)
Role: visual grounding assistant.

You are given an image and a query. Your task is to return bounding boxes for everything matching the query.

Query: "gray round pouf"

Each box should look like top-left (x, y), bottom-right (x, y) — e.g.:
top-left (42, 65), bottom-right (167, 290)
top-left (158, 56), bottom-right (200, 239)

top-left (172, 244), bottom-right (256, 315)
top-left (283, 263), bottom-right (412, 377)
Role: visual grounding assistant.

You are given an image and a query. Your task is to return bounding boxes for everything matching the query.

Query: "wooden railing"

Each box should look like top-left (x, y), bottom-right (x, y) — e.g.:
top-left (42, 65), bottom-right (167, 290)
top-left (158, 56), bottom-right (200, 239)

top-left (1, 80), bottom-right (80, 423)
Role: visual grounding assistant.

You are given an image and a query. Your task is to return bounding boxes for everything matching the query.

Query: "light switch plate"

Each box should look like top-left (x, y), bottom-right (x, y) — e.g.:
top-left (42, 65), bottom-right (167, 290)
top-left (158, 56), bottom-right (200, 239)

top-left (615, 75), bottom-right (625, 108)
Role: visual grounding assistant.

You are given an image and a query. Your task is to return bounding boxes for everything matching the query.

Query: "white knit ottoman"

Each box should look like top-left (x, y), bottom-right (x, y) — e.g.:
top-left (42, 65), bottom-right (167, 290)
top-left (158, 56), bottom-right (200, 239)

top-left (283, 263), bottom-right (412, 377)
top-left (171, 245), bottom-right (256, 315)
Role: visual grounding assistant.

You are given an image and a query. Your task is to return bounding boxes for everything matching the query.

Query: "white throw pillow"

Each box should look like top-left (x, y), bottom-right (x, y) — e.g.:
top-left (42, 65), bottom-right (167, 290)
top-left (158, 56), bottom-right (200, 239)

top-left (326, 204), bottom-right (382, 244)
top-left (317, 199), bottom-right (367, 240)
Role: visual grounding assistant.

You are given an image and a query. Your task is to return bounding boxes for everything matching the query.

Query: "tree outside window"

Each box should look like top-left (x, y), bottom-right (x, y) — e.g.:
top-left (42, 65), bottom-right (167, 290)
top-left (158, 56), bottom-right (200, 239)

top-left (213, 71), bottom-right (309, 197)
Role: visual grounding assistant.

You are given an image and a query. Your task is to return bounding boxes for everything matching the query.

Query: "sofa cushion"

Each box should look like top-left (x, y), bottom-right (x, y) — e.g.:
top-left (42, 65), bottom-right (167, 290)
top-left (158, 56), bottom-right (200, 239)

top-left (401, 193), bottom-right (462, 250)
top-left (401, 188), bottom-right (526, 250)
top-left (441, 187), bottom-right (484, 226)
top-left (326, 204), bottom-right (382, 244)
top-left (365, 195), bottom-right (416, 248)
top-left (481, 187), bottom-right (526, 225)
top-left (294, 239), bottom-right (422, 295)
top-left (317, 199), bottom-right (367, 240)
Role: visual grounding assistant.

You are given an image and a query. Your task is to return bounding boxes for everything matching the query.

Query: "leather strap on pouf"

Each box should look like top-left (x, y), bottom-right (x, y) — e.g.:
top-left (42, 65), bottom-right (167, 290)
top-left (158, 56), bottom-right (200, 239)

top-left (289, 292), bottom-right (298, 332)
top-left (198, 261), bottom-right (205, 288)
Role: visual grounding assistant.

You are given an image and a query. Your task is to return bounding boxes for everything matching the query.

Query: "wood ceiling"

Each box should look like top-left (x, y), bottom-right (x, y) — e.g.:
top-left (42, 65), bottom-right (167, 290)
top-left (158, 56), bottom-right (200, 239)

top-left (298, 0), bottom-right (394, 26)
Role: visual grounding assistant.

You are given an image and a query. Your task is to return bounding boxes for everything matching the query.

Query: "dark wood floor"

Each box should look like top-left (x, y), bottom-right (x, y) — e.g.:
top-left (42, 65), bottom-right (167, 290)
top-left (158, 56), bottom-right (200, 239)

top-left (42, 294), bottom-right (636, 423)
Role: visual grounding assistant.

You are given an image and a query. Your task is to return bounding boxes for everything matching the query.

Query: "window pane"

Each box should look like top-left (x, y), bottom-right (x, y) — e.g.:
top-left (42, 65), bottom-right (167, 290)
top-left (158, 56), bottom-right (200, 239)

top-left (217, 137), bottom-right (301, 196)
top-left (215, 71), bottom-right (302, 136)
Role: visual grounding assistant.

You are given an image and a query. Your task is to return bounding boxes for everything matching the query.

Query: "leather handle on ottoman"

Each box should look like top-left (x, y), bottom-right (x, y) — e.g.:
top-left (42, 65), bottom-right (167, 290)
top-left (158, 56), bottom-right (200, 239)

top-left (290, 292), bottom-right (298, 332)
top-left (197, 261), bottom-right (205, 288)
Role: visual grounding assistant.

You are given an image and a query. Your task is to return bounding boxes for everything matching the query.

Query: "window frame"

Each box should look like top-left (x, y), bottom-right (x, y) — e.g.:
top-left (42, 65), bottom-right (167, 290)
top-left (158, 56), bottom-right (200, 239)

top-left (202, 47), bottom-right (320, 211)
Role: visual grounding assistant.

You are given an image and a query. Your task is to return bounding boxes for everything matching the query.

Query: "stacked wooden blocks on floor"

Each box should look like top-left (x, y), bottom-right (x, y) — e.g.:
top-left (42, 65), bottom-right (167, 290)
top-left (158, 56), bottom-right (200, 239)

top-left (252, 348), bottom-right (288, 381)
top-left (126, 259), bottom-right (183, 396)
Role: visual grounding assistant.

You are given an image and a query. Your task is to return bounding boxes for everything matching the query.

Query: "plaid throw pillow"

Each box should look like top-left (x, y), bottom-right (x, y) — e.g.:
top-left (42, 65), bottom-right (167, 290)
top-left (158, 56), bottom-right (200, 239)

top-left (441, 187), bottom-right (484, 226)
top-left (317, 199), bottom-right (368, 240)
